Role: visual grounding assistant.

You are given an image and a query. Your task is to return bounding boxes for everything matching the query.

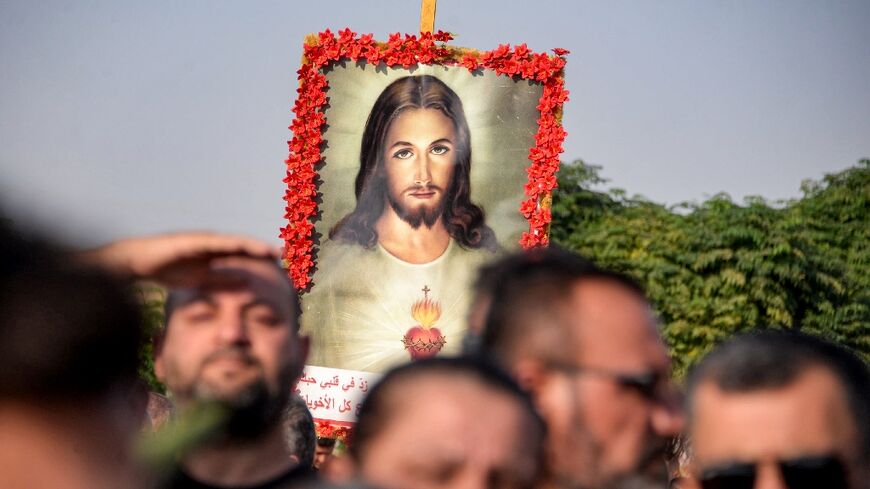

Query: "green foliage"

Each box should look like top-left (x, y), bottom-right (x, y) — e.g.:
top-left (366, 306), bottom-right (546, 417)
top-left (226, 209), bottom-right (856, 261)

top-left (135, 284), bottom-right (167, 394)
top-left (551, 159), bottom-right (870, 375)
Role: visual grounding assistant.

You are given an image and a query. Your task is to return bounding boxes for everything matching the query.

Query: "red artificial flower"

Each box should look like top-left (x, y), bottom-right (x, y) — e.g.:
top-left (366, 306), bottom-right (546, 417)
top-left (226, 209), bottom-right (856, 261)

top-left (550, 56), bottom-right (566, 72)
top-left (520, 60), bottom-right (538, 79)
top-left (386, 32), bottom-right (402, 49)
top-left (289, 118), bottom-right (307, 136)
top-left (317, 29), bottom-right (334, 43)
top-left (520, 231), bottom-right (542, 248)
top-left (346, 34), bottom-right (369, 59)
top-left (529, 208), bottom-right (552, 229)
top-left (523, 173), bottom-right (558, 197)
top-left (418, 51), bottom-right (434, 64)
top-left (498, 59), bottom-right (520, 76)
top-left (514, 43), bottom-right (530, 59)
top-left (531, 53), bottom-right (552, 81)
top-left (460, 53), bottom-right (478, 71)
top-left (364, 45), bottom-right (381, 64)
top-left (287, 138), bottom-right (304, 154)
top-left (294, 252), bottom-right (314, 269)
top-left (432, 30), bottom-right (453, 42)
top-left (492, 43), bottom-right (510, 59)
top-left (338, 28), bottom-right (356, 44)
top-left (324, 40), bottom-right (341, 62)
top-left (520, 198), bottom-right (538, 218)
top-left (551, 47), bottom-right (570, 56)
top-left (291, 272), bottom-right (311, 291)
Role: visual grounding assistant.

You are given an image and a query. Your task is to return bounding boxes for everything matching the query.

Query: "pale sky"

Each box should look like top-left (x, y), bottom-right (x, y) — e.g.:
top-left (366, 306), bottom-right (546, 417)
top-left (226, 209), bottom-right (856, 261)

top-left (1, 0), bottom-right (868, 246)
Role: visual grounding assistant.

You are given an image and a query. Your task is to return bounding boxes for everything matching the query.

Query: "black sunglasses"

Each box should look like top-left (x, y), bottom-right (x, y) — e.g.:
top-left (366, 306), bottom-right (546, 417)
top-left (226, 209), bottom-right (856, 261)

top-left (700, 455), bottom-right (848, 489)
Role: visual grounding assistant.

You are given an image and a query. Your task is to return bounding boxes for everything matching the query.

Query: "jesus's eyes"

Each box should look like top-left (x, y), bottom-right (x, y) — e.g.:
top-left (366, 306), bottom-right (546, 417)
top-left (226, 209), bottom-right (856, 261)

top-left (430, 145), bottom-right (450, 156)
top-left (391, 145), bottom-right (451, 160)
top-left (392, 148), bottom-right (414, 159)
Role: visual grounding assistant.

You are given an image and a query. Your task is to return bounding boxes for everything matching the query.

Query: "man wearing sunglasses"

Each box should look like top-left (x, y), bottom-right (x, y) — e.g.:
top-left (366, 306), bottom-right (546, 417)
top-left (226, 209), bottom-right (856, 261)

top-left (477, 247), bottom-right (684, 489)
top-left (686, 331), bottom-right (869, 489)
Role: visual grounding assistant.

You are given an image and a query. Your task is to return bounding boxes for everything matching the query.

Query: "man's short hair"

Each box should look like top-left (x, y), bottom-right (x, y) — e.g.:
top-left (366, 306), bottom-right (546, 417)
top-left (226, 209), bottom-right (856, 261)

top-left (479, 246), bottom-right (646, 364)
top-left (686, 330), bottom-right (870, 463)
top-left (284, 394), bottom-right (316, 467)
top-left (349, 356), bottom-right (545, 461)
top-left (0, 222), bottom-right (143, 402)
top-left (162, 259), bottom-right (301, 331)
top-left (317, 437), bottom-right (337, 448)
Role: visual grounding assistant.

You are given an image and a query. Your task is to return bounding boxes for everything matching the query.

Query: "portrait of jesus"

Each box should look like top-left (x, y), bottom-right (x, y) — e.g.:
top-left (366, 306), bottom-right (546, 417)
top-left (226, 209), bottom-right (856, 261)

top-left (330, 75), bottom-right (497, 261)
top-left (301, 65), bottom-right (541, 373)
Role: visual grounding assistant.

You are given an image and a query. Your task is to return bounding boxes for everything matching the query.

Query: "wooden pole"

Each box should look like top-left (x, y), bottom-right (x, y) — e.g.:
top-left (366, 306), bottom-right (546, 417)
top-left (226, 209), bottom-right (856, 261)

top-left (420, 0), bottom-right (437, 33)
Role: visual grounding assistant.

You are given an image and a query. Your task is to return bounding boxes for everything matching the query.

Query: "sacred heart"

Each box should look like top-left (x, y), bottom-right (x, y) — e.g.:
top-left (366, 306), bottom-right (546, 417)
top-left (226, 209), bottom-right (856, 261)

top-left (402, 285), bottom-right (446, 360)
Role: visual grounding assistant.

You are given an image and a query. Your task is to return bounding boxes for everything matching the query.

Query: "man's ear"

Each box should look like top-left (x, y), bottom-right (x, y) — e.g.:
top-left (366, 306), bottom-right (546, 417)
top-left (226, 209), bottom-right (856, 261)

top-left (514, 357), bottom-right (571, 426)
top-left (512, 358), bottom-right (551, 410)
top-left (152, 332), bottom-right (167, 382)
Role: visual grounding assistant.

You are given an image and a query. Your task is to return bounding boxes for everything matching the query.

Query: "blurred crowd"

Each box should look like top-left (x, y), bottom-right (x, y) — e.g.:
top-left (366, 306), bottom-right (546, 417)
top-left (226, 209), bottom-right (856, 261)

top-left (0, 219), bottom-right (867, 489)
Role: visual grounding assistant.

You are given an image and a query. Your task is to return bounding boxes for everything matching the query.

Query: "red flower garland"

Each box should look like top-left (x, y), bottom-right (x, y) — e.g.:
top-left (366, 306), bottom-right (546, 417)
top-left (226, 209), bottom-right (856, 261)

top-left (315, 420), bottom-right (352, 444)
top-left (282, 29), bottom-right (569, 290)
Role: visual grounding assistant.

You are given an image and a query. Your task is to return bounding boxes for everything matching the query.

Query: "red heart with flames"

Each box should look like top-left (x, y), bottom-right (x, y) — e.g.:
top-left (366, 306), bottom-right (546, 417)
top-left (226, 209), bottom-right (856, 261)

top-left (402, 286), bottom-right (446, 360)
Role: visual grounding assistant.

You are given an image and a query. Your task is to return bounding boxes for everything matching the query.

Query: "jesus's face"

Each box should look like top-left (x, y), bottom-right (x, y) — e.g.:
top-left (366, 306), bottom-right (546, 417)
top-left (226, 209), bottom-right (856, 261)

top-left (382, 107), bottom-right (457, 229)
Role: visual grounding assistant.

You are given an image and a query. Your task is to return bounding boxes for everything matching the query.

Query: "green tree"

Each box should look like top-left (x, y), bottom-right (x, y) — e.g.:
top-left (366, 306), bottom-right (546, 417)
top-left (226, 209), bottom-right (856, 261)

top-left (135, 283), bottom-right (166, 394)
top-left (551, 159), bottom-right (870, 374)
top-left (787, 160), bottom-right (870, 357)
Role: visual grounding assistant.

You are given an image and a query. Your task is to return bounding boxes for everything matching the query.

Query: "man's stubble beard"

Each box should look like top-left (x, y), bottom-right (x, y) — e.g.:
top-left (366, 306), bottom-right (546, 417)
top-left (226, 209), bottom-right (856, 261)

top-left (599, 439), bottom-right (670, 489)
top-left (168, 346), bottom-right (299, 440)
top-left (555, 387), bottom-right (669, 489)
top-left (387, 184), bottom-right (447, 229)
top-left (557, 424), bottom-right (669, 489)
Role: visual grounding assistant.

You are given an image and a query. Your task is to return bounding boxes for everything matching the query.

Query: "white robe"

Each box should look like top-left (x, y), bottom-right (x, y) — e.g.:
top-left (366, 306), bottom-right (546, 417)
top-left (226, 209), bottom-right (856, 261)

top-left (301, 238), bottom-right (496, 373)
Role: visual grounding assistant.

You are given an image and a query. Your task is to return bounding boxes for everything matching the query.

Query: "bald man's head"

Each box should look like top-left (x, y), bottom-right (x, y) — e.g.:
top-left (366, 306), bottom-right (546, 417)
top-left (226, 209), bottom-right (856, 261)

top-left (348, 357), bottom-right (545, 489)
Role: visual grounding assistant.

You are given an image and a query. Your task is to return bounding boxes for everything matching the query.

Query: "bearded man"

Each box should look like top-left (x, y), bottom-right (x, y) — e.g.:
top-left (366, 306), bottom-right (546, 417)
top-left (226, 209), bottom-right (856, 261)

top-left (154, 253), bottom-right (310, 488)
top-left (77, 232), bottom-right (311, 489)
top-left (477, 247), bottom-right (684, 489)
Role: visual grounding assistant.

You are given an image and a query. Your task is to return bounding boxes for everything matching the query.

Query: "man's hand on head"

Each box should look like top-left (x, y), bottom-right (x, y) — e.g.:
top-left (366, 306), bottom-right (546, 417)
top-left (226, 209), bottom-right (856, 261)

top-left (78, 232), bottom-right (281, 287)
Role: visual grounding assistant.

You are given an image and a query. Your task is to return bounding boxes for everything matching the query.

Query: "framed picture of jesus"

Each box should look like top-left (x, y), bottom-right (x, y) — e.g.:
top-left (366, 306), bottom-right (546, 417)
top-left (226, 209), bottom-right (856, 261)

top-left (283, 30), bottom-right (568, 375)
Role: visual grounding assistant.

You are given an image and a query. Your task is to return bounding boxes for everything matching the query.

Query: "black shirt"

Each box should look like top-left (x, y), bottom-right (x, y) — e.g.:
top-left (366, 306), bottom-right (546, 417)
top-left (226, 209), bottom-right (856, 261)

top-left (161, 464), bottom-right (314, 489)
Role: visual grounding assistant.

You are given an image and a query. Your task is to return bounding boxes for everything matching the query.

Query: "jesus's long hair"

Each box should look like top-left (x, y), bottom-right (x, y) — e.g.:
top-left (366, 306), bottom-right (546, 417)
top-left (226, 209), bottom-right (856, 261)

top-left (329, 75), bottom-right (496, 250)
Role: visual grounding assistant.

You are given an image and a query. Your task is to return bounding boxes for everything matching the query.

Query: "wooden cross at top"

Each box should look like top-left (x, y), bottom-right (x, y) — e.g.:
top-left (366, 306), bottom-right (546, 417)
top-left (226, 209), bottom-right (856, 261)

top-left (422, 285), bottom-right (431, 300)
top-left (420, 0), bottom-right (437, 34)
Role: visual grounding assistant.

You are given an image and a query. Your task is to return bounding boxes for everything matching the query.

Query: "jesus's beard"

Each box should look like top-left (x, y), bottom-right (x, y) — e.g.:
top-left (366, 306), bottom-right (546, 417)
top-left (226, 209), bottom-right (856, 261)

top-left (388, 185), bottom-right (446, 229)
